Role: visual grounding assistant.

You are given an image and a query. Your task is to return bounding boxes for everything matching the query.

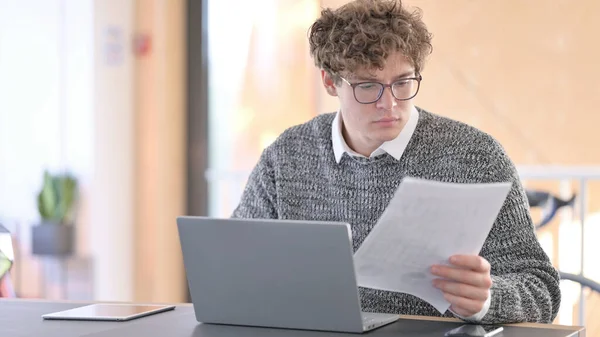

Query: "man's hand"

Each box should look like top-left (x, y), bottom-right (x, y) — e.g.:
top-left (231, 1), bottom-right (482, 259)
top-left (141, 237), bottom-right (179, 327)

top-left (431, 255), bottom-right (492, 318)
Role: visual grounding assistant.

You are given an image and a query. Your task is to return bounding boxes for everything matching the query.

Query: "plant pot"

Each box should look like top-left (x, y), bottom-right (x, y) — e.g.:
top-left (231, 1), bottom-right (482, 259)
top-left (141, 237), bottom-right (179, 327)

top-left (31, 223), bottom-right (74, 256)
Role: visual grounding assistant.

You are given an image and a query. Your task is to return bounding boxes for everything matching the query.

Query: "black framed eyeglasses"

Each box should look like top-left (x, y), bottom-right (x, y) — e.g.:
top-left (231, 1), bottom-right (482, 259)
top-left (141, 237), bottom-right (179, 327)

top-left (339, 74), bottom-right (422, 104)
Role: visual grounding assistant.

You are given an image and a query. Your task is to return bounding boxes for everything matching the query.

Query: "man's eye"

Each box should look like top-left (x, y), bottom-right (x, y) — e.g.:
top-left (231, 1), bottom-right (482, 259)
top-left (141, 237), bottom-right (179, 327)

top-left (357, 83), bottom-right (379, 90)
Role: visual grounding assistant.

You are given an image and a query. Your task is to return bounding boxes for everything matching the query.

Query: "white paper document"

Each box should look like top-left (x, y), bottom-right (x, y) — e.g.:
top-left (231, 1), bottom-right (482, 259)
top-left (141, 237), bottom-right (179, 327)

top-left (353, 177), bottom-right (512, 314)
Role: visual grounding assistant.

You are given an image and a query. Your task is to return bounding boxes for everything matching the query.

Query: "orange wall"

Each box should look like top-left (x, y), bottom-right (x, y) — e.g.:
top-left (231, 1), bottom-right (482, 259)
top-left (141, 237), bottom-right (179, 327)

top-left (320, 0), bottom-right (600, 167)
top-left (134, 0), bottom-right (187, 303)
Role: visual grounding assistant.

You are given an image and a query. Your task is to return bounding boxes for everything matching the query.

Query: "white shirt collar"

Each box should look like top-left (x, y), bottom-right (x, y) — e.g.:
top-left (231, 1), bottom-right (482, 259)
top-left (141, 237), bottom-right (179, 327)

top-left (331, 106), bottom-right (419, 163)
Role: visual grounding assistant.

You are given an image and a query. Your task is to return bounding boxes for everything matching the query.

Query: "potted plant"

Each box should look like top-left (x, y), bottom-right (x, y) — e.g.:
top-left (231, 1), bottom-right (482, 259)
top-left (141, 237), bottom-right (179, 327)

top-left (31, 170), bottom-right (78, 256)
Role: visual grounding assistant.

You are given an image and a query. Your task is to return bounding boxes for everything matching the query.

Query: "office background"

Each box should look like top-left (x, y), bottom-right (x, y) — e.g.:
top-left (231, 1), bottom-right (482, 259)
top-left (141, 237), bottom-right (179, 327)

top-left (0, 0), bottom-right (598, 334)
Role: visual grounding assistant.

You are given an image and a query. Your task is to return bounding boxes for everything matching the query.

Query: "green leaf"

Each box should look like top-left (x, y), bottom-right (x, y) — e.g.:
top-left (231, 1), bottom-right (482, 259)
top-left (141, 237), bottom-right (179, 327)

top-left (36, 170), bottom-right (78, 225)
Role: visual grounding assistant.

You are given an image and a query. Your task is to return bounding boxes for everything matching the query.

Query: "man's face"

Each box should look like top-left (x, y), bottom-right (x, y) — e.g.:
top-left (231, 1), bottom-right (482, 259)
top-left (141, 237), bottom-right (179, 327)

top-left (322, 52), bottom-right (419, 156)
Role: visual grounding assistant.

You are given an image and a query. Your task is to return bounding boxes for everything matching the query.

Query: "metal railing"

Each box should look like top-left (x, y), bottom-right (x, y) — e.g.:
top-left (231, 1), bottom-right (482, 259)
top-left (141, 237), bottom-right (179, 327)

top-left (517, 165), bottom-right (600, 327)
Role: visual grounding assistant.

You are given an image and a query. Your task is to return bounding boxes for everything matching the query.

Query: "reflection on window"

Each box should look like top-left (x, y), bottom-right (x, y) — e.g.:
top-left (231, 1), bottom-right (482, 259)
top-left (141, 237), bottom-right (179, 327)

top-left (207, 0), bottom-right (320, 217)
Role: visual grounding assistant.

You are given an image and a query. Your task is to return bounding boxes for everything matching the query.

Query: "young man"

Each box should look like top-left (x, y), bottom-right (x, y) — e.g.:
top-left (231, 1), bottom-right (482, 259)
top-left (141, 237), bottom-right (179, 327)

top-left (232, 0), bottom-right (560, 324)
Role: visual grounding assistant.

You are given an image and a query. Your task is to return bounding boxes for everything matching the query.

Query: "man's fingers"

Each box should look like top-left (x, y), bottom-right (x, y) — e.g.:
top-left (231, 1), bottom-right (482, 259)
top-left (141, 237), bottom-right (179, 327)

top-left (448, 255), bottom-right (491, 273)
top-left (431, 265), bottom-right (493, 289)
top-left (442, 292), bottom-right (484, 317)
top-left (432, 279), bottom-right (489, 301)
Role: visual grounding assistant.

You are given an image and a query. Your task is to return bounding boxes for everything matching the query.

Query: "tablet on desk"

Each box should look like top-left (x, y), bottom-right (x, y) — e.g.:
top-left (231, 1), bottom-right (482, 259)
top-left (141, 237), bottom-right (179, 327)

top-left (41, 303), bottom-right (176, 321)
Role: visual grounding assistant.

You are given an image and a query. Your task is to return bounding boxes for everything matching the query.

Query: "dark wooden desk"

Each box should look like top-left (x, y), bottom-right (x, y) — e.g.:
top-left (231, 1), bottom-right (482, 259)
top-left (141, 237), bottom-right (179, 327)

top-left (0, 299), bottom-right (585, 337)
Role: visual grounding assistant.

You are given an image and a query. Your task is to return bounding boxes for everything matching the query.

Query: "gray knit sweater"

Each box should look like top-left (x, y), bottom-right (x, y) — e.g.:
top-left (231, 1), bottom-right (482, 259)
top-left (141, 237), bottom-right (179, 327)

top-left (232, 107), bottom-right (561, 324)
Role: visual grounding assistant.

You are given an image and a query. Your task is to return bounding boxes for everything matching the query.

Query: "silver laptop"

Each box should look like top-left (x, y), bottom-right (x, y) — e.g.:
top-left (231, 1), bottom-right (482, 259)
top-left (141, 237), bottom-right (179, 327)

top-left (177, 216), bottom-right (400, 333)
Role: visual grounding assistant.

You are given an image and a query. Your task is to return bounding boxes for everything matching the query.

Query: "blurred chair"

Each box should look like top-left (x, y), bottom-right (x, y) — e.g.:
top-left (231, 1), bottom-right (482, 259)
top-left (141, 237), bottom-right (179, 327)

top-left (525, 190), bottom-right (600, 300)
top-left (525, 189), bottom-right (576, 229)
top-left (0, 223), bottom-right (16, 298)
top-left (0, 271), bottom-right (15, 298)
top-left (560, 272), bottom-right (600, 294)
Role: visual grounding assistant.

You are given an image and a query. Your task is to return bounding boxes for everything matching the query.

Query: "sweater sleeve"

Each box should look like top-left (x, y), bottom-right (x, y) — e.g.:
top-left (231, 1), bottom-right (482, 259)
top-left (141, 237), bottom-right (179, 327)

top-left (473, 142), bottom-right (561, 324)
top-left (231, 147), bottom-right (278, 219)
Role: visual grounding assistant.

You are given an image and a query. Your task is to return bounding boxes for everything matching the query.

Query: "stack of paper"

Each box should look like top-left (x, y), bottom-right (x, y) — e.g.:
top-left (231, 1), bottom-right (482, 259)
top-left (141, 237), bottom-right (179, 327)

top-left (353, 177), bottom-right (511, 313)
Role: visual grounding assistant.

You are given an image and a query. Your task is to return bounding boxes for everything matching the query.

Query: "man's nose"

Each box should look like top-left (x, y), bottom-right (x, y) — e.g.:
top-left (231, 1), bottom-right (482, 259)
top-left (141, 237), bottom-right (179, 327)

top-left (376, 86), bottom-right (397, 109)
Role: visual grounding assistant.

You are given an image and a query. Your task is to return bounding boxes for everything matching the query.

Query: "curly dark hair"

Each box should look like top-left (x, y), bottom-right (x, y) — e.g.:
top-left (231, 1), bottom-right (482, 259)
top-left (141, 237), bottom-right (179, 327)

top-left (308, 0), bottom-right (433, 82)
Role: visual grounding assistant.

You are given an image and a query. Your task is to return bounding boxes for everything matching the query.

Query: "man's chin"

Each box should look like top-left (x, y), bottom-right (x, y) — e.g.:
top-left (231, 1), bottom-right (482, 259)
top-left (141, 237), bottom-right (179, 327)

top-left (373, 128), bottom-right (402, 142)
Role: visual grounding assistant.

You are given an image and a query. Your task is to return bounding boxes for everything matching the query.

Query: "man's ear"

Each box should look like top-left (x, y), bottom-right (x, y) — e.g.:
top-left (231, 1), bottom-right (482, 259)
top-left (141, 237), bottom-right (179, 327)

top-left (321, 70), bottom-right (338, 97)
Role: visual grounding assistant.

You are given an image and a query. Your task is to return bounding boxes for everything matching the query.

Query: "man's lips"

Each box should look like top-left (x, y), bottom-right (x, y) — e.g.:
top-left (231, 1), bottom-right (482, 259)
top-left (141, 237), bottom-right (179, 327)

top-left (374, 117), bottom-right (400, 123)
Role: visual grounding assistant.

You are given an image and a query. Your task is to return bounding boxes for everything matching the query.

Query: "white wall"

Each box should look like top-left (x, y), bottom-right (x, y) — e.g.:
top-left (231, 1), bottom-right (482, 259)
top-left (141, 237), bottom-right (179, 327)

top-left (63, 0), bottom-right (95, 257)
top-left (0, 0), bottom-right (135, 302)
top-left (0, 0), bottom-right (95, 297)
top-left (0, 0), bottom-right (64, 225)
top-left (91, 0), bottom-right (135, 302)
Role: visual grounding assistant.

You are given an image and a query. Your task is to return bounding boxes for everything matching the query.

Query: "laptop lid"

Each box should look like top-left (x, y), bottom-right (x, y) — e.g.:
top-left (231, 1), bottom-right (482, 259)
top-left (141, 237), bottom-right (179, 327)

top-left (177, 216), bottom-right (365, 333)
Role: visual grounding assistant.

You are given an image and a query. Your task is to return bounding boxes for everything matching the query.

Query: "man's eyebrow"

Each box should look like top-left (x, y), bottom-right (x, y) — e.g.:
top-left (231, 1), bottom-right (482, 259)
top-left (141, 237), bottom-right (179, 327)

top-left (393, 71), bottom-right (417, 80)
top-left (352, 71), bottom-right (416, 82)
